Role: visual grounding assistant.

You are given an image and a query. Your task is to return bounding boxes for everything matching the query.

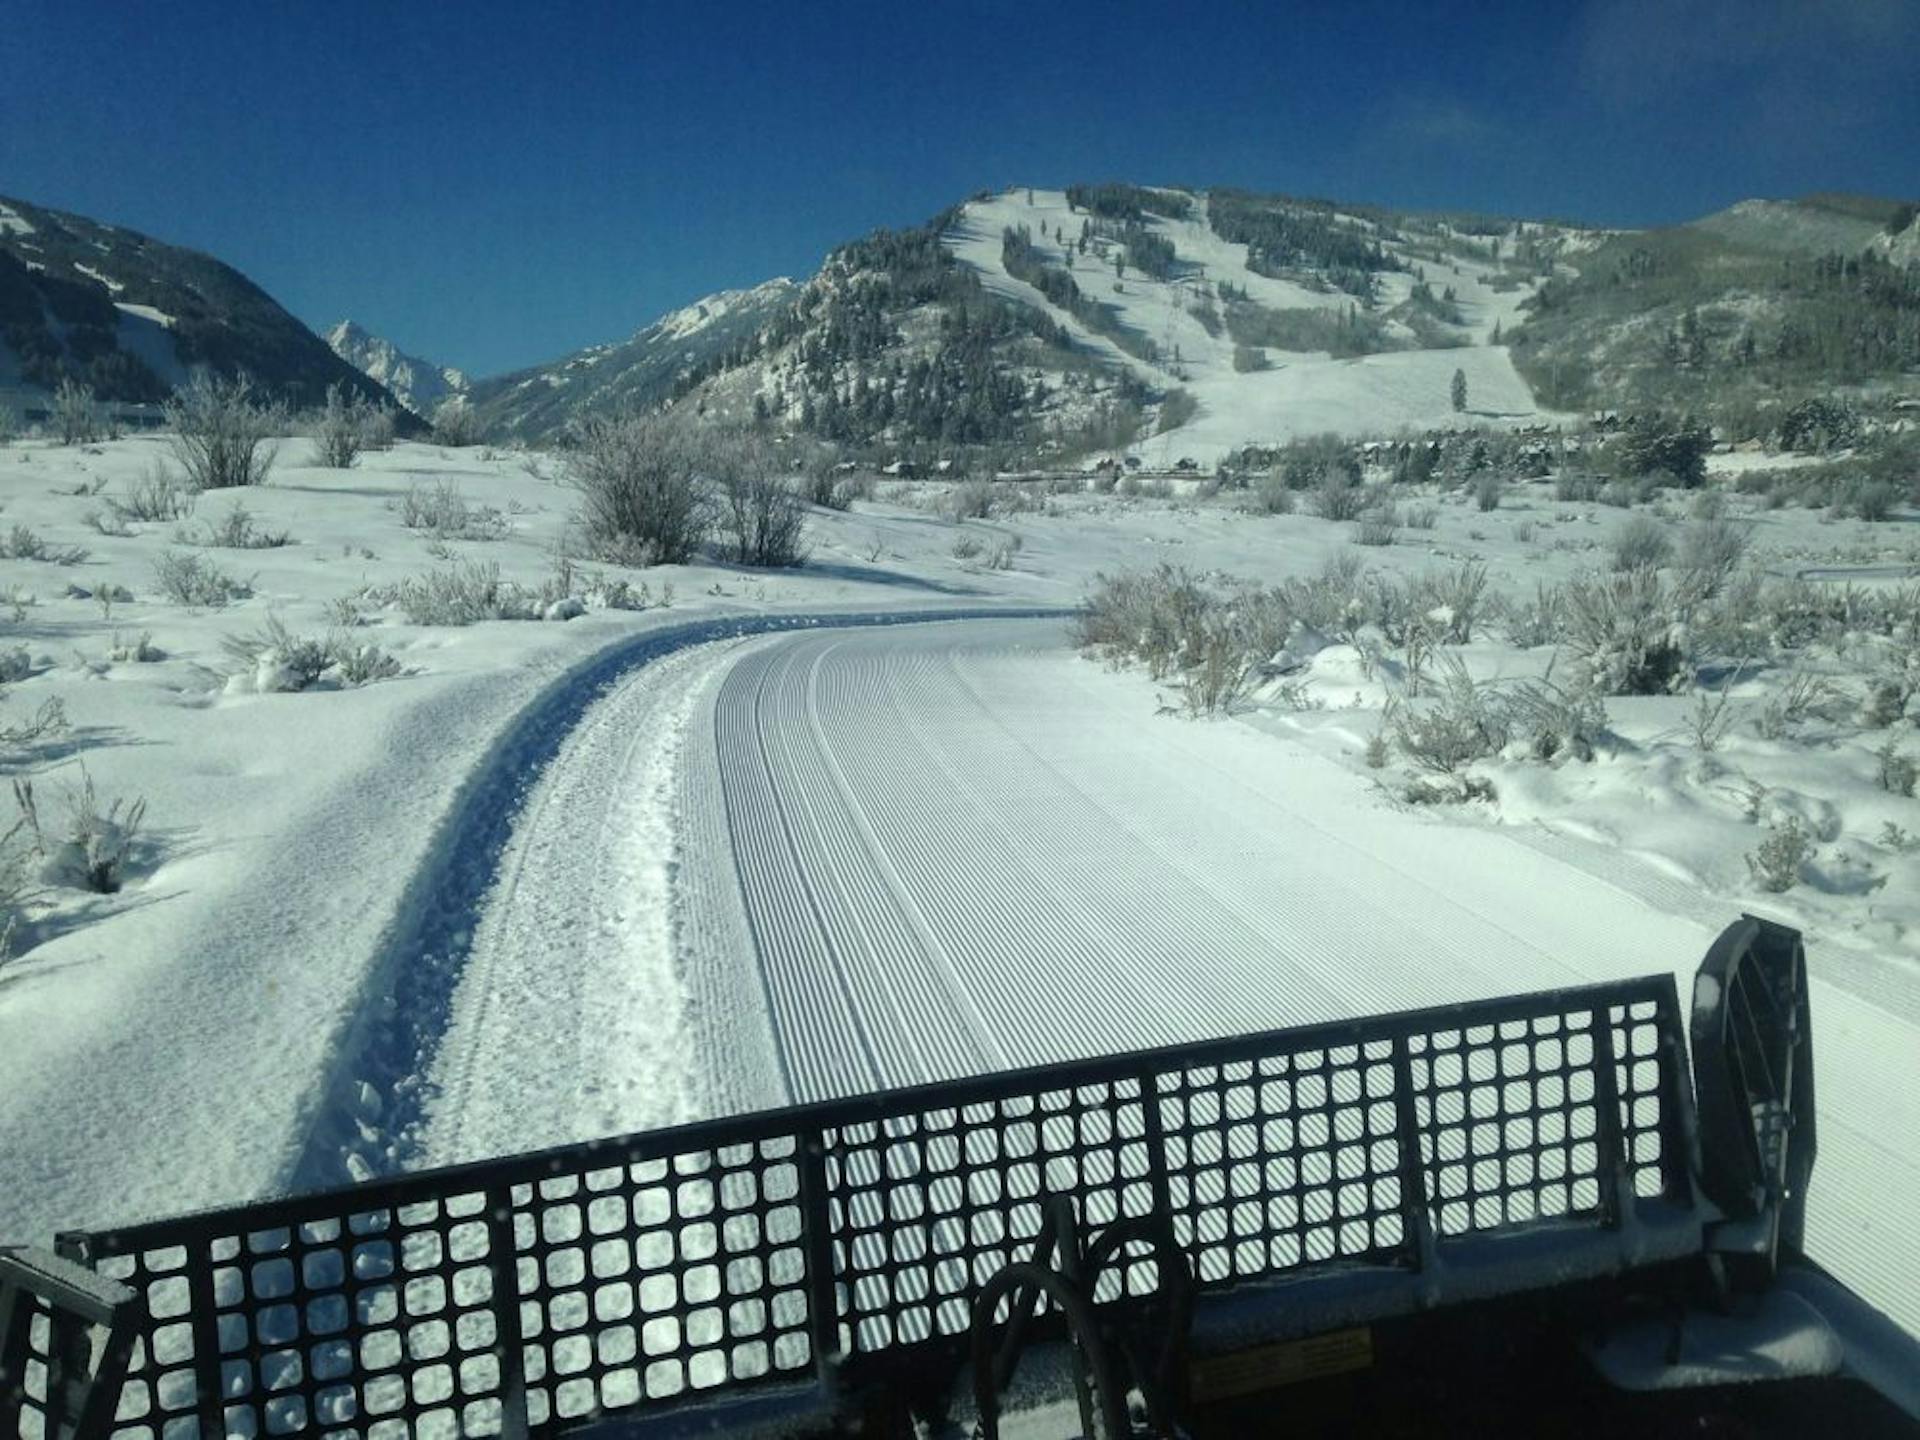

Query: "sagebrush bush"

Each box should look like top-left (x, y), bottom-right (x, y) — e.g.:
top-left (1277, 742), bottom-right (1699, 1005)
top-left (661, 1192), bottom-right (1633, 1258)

top-left (113, 463), bottom-right (195, 523)
top-left (191, 502), bottom-right (289, 549)
top-left (166, 372), bottom-right (282, 488)
top-left (0, 527), bottom-right (88, 565)
top-left (1251, 470), bottom-right (1293, 514)
top-left (1390, 655), bottom-right (1508, 775)
top-left (1562, 569), bottom-right (1687, 694)
top-left (378, 560), bottom-right (525, 625)
top-left (1610, 515), bottom-right (1672, 572)
top-left (1354, 510), bottom-right (1398, 546)
top-left (567, 415), bottom-right (712, 564)
top-left (1746, 817), bottom-right (1810, 893)
top-left (1474, 474), bottom-right (1502, 512)
top-left (401, 479), bottom-right (506, 540)
top-left (1313, 472), bottom-right (1366, 521)
top-left (153, 550), bottom-right (251, 607)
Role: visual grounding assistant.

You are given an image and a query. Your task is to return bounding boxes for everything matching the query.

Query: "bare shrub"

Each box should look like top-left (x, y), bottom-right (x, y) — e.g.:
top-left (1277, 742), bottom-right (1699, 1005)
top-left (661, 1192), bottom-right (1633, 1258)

top-left (1609, 515), bottom-right (1672, 572)
top-left (153, 549), bottom-right (252, 607)
top-left (567, 414), bottom-right (712, 565)
top-left (53, 379), bottom-right (100, 446)
top-left (716, 441), bottom-right (807, 567)
top-left (1404, 503), bottom-right (1439, 530)
top-left (221, 616), bottom-right (333, 690)
top-left (1474, 474), bottom-right (1503, 512)
top-left (166, 372), bottom-right (283, 489)
top-left (951, 534), bottom-right (984, 560)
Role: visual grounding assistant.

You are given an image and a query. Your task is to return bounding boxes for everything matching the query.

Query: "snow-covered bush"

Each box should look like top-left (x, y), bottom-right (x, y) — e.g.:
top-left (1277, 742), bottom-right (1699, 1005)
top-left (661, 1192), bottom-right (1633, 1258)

top-left (1675, 517), bottom-right (1750, 603)
top-left (221, 616), bottom-right (332, 692)
top-left (13, 767), bottom-right (146, 894)
top-left (1251, 470), bottom-right (1293, 514)
top-left (1312, 472), bottom-right (1366, 521)
top-left (187, 502), bottom-right (290, 549)
top-left (400, 479), bottom-right (506, 540)
top-left (107, 631), bottom-right (163, 664)
top-left (359, 403), bottom-right (398, 453)
top-left (0, 526), bottom-right (88, 565)
top-left (1876, 738), bottom-right (1917, 797)
top-left (1410, 562), bottom-right (1489, 645)
top-left (153, 549), bottom-right (252, 607)
top-left (1354, 509), bottom-right (1398, 546)
top-left (1746, 817), bottom-right (1811, 893)
top-left (1507, 671), bottom-right (1610, 762)
top-left (1609, 515), bottom-right (1671, 573)
top-left (946, 479), bottom-right (995, 520)
top-left (314, 383), bottom-right (370, 469)
top-left (567, 414), bottom-right (713, 565)
top-left (431, 397), bottom-right (483, 447)
top-left (1390, 654), bottom-right (1509, 776)
top-left (327, 638), bottom-right (403, 686)
top-left (1179, 613), bottom-right (1256, 716)
top-left (378, 560), bottom-right (526, 625)
top-left (1562, 569), bottom-right (1687, 695)
top-left (1498, 581), bottom-right (1566, 649)
top-left (112, 463), bottom-right (196, 523)
top-left (166, 372), bottom-right (283, 489)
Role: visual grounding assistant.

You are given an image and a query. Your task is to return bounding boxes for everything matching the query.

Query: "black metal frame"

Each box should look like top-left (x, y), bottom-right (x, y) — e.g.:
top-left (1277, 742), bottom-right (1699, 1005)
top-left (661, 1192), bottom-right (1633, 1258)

top-left (23, 971), bottom-right (1696, 1439)
top-left (1, 1247), bottom-right (142, 1440)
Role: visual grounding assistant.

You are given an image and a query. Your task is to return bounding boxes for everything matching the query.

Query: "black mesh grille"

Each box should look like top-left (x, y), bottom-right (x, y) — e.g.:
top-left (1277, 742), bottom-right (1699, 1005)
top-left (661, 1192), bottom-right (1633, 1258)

top-left (51, 975), bottom-right (1692, 1439)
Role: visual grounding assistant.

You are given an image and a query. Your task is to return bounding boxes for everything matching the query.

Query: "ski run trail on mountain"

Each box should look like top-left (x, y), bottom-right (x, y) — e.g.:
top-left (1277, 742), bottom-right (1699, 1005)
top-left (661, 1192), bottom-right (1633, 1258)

top-left (412, 613), bottom-right (1915, 1339)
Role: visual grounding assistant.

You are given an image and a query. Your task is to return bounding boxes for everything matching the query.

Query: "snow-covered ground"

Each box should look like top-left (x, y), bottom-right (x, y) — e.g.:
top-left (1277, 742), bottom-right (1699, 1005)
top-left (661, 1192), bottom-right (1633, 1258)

top-left (0, 431), bottom-right (1916, 1346)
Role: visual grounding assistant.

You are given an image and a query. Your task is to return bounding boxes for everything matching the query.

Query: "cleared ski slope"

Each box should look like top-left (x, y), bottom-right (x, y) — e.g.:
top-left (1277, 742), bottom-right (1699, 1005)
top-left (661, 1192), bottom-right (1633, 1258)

top-left (674, 616), bottom-right (1919, 1338)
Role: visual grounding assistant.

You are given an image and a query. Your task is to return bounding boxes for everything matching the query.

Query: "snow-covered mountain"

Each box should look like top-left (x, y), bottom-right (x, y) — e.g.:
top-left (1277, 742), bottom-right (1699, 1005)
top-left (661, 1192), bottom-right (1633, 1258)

top-left (464, 279), bottom-right (798, 442)
top-left (0, 193), bottom-right (397, 411)
top-left (325, 320), bottom-right (469, 419)
top-left (450, 182), bottom-right (1917, 460)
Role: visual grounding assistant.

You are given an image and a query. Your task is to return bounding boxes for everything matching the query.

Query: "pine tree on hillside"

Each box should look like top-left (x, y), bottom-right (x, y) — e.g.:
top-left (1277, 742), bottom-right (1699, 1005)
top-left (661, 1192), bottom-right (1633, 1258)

top-left (1451, 368), bottom-right (1468, 413)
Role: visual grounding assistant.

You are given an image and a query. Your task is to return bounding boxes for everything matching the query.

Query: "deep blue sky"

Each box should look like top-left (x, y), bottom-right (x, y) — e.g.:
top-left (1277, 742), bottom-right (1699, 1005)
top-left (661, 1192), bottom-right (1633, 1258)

top-left (5, 0), bottom-right (1916, 377)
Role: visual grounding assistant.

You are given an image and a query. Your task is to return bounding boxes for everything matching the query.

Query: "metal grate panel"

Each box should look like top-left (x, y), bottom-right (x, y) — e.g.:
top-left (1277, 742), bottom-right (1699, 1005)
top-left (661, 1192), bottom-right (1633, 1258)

top-left (55, 974), bottom-right (1694, 1438)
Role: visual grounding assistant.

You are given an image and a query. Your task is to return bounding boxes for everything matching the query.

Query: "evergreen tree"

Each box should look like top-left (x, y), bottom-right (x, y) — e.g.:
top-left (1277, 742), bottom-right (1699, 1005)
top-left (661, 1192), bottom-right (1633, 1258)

top-left (1450, 368), bottom-right (1468, 413)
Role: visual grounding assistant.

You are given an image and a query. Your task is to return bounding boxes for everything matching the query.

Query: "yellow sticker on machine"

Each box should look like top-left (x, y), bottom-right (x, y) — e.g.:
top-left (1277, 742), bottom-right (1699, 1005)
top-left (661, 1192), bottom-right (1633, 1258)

top-left (1188, 1326), bottom-right (1374, 1401)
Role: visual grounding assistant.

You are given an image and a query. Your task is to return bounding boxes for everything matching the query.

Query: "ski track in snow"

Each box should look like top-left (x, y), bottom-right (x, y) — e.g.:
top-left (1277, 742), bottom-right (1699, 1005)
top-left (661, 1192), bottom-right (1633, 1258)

top-left (293, 607), bottom-right (1063, 1190)
top-left (684, 617), bottom-right (1920, 1340)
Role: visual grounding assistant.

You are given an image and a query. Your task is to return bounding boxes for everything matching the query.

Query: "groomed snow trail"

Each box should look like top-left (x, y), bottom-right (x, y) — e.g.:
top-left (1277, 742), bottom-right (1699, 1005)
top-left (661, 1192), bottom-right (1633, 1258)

top-left (684, 617), bottom-right (1920, 1339)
